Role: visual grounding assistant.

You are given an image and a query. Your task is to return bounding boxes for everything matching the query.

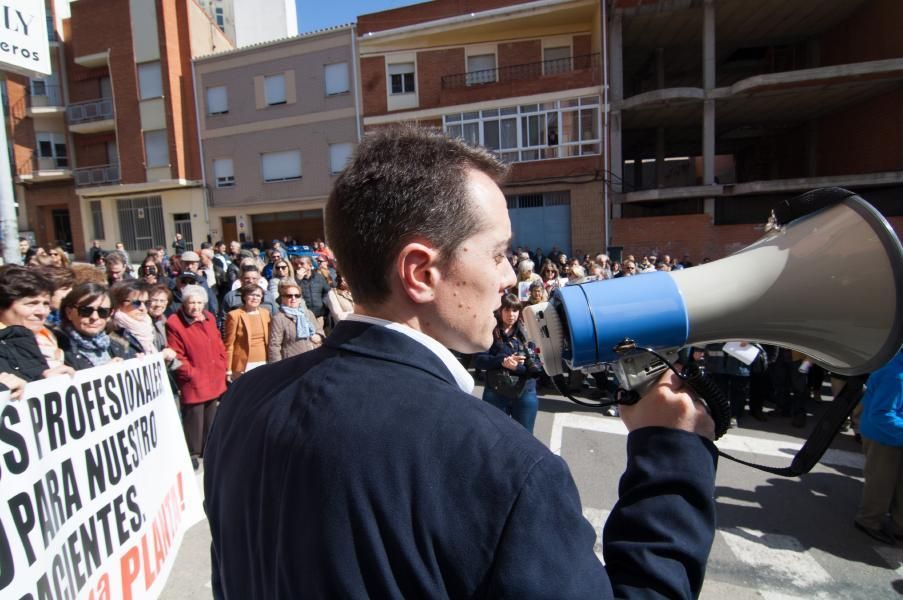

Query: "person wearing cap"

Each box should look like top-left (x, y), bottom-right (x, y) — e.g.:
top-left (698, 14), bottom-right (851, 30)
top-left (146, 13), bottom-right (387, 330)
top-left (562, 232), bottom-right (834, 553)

top-left (179, 250), bottom-right (219, 315)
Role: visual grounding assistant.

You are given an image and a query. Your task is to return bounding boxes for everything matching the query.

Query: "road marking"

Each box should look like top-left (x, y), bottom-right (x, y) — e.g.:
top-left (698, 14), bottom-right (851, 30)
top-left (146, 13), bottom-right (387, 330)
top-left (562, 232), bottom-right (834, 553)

top-left (549, 413), bottom-right (863, 470)
top-left (581, 507), bottom-right (610, 564)
top-left (721, 527), bottom-right (833, 593)
top-left (874, 545), bottom-right (903, 575)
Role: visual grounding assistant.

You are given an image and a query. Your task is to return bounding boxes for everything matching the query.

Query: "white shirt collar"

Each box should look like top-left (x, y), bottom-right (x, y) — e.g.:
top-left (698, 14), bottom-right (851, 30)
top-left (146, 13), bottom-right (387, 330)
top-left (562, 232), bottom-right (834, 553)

top-left (345, 313), bottom-right (474, 394)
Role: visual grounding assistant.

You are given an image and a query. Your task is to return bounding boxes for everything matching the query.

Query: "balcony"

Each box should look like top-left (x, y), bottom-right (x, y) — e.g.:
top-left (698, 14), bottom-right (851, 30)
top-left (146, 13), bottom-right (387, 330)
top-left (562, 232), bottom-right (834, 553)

top-left (15, 154), bottom-right (72, 183)
top-left (26, 84), bottom-right (65, 117)
top-left (67, 98), bottom-right (115, 133)
top-left (74, 164), bottom-right (120, 187)
top-left (443, 53), bottom-right (601, 89)
top-left (440, 53), bottom-right (601, 106)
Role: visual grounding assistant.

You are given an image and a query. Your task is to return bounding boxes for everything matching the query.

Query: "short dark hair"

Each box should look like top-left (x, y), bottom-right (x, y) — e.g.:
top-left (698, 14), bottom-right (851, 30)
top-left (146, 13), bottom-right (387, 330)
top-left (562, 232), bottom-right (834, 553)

top-left (110, 280), bottom-right (149, 306)
top-left (0, 265), bottom-right (54, 310)
top-left (500, 293), bottom-right (522, 312)
top-left (60, 282), bottom-right (110, 326)
top-left (148, 283), bottom-right (172, 302)
top-left (325, 126), bottom-right (508, 305)
top-left (104, 252), bottom-right (125, 266)
top-left (239, 283), bottom-right (263, 301)
top-left (240, 264), bottom-right (260, 274)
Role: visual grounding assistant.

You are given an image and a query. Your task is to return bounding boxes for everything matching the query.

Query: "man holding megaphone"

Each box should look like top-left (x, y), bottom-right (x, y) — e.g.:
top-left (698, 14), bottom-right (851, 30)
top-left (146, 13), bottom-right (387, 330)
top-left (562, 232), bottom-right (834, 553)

top-left (204, 127), bottom-right (721, 599)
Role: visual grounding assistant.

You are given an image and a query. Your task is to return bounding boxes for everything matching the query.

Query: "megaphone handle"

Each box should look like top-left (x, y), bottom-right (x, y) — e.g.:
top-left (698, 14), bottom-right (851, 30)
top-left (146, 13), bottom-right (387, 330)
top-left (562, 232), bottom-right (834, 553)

top-left (680, 364), bottom-right (732, 440)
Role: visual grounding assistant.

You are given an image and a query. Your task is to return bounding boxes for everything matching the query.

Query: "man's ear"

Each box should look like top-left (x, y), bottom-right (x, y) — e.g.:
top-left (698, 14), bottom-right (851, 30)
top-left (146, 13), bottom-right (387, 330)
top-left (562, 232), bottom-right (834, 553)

top-left (396, 241), bottom-right (441, 304)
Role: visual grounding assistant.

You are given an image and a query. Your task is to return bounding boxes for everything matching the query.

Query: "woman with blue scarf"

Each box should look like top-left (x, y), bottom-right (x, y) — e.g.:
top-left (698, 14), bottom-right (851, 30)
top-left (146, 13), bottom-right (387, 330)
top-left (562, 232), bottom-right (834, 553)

top-left (57, 282), bottom-right (136, 370)
top-left (267, 280), bottom-right (323, 363)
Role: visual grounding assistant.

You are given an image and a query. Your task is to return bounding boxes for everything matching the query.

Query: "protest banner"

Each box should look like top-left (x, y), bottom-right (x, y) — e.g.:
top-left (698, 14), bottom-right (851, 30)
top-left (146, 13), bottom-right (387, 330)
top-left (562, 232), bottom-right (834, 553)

top-left (0, 354), bottom-right (204, 600)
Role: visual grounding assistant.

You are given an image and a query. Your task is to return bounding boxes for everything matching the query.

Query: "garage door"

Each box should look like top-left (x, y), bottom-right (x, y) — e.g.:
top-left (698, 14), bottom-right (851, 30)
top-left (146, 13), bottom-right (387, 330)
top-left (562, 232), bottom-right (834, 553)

top-left (506, 191), bottom-right (571, 254)
top-left (251, 209), bottom-right (324, 246)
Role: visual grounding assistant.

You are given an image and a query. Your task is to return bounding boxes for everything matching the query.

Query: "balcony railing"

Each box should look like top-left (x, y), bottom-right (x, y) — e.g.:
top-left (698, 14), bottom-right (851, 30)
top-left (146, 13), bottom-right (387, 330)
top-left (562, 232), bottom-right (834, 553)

top-left (442, 53), bottom-right (601, 90)
top-left (28, 84), bottom-right (64, 108)
top-left (67, 98), bottom-right (114, 125)
top-left (74, 164), bottom-right (120, 187)
top-left (16, 153), bottom-right (71, 177)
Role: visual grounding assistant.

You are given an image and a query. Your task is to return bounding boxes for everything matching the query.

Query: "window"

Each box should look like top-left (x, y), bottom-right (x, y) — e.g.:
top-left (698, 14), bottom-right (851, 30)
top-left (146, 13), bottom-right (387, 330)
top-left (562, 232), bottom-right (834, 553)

top-left (215, 7), bottom-right (225, 30)
top-left (137, 61), bottom-right (163, 100)
top-left (543, 46), bottom-right (572, 74)
top-left (213, 158), bottom-right (235, 187)
top-left (324, 62), bottom-right (350, 96)
top-left (264, 74), bottom-right (286, 105)
top-left (31, 80), bottom-right (46, 96)
top-left (261, 150), bottom-right (301, 182)
top-left (388, 63), bottom-right (415, 94)
top-left (443, 97), bottom-right (600, 163)
top-left (143, 130), bottom-right (169, 167)
top-left (90, 201), bottom-right (105, 239)
top-left (466, 54), bottom-right (496, 86)
top-left (36, 133), bottom-right (68, 168)
top-left (206, 85), bottom-right (228, 115)
top-left (329, 143), bottom-right (353, 174)
top-left (117, 196), bottom-right (165, 251)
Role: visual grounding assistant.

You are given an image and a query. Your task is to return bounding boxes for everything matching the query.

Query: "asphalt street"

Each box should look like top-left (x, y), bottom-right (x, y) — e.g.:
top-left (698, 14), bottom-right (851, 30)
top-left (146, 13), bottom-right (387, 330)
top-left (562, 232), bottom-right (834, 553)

top-left (160, 385), bottom-right (897, 599)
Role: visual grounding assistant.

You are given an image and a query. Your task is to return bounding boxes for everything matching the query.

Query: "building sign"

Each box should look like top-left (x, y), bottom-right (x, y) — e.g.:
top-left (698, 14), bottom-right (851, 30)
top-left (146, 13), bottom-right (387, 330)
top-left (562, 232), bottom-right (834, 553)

top-left (0, 355), bottom-right (205, 599)
top-left (0, 0), bottom-right (51, 76)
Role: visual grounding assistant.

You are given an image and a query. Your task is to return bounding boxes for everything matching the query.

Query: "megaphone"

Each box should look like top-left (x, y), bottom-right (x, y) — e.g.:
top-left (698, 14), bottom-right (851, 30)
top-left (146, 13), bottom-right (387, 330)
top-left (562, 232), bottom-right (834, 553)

top-left (524, 188), bottom-right (903, 380)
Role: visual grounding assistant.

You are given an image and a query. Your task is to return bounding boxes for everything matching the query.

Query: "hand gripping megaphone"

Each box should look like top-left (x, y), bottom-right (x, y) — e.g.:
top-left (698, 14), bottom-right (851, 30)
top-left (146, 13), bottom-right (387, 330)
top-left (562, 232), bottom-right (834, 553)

top-left (523, 188), bottom-right (903, 470)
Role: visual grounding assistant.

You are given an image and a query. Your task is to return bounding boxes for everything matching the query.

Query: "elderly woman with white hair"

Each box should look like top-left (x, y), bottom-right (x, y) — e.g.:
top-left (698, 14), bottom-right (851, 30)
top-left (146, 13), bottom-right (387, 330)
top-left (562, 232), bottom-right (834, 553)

top-left (166, 284), bottom-right (228, 469)
top-left (515, 258), bottom-right (542, 301)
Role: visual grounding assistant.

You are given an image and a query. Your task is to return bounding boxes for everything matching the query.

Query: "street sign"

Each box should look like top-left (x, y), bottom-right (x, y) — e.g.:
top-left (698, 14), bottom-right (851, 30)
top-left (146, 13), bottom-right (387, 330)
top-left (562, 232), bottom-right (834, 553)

top-left (0, 0), bottom-right (51, 76)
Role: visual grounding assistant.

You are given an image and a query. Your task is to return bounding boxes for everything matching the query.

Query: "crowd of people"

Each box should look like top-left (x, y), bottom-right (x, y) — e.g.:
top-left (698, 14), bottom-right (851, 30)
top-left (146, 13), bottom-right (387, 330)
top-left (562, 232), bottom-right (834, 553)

top-left (1, 236), bottom-right (351, 469)
top-left (2, 127), bottom-right (899, 597)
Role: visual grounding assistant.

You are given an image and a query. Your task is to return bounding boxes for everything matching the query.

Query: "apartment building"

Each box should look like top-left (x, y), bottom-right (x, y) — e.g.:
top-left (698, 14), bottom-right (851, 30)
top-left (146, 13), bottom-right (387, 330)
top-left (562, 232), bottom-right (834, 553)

top-left (196, 0), bottom-right (298, 47)
top-left (194, 26), bottom-right (360, 245)
top-left (6, 0), bottom-right (231, 260)
top-left (357, 0), bottom-right (606, 255)
top-left (608, 0), bottom-right (903, 260)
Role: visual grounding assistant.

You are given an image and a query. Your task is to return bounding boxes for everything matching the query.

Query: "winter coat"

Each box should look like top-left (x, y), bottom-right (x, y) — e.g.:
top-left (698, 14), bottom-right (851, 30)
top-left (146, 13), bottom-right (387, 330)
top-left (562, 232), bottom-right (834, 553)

top-left (166, 310), bottom-right (227, 404)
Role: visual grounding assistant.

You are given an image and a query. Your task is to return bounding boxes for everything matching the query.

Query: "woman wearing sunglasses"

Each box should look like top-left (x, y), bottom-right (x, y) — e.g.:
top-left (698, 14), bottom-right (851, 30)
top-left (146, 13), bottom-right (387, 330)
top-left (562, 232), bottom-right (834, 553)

top-left (110, 280), bottom-right (180, 364)
top-left (267, 281), bottom-right (323, 363)
top-left (57, 282), bottom-right (137, 370)
top-left (266, 259), bottom-right (295, 296)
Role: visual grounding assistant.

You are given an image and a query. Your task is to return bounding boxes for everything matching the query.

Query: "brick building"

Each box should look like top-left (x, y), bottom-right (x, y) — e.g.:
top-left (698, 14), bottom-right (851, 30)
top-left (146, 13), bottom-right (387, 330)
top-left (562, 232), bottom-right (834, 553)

top-left (193, 26), bottom-right (360, 245)
top-left (358, 0), bottom-right (607, 256)
top-left (357, 0), bottom-right (903, 261)
top-left (6, 0), bottom-right (231, 261)
top-left (608, 0), bottom-right (903, 261)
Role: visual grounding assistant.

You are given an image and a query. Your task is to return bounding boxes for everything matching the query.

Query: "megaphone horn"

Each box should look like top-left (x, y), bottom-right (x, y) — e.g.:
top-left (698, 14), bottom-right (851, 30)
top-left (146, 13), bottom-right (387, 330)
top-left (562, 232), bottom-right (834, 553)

top-left (524, 188), bottom-right (903, 378)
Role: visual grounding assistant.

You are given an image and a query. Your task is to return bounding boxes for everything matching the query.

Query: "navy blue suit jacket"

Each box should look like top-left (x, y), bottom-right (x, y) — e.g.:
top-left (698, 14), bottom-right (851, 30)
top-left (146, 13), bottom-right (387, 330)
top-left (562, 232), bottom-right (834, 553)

top-left (204, 321), bottom-right (717, 598)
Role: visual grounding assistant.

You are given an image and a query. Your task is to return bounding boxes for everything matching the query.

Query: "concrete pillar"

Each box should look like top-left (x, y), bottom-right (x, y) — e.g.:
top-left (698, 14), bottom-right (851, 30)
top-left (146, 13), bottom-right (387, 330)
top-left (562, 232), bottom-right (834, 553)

top-left (703, 100), bottom-right (715, 185)
top-left (702, 0), bottom-right (716, 186)
top-left (656, 127), bottom-right (665, 188)
top-left (610, 110), bottom-right (623, 193)
top-left (609, 14), bottom-right (623, 103)
top-left (703, 0), bottom-right (715, 91)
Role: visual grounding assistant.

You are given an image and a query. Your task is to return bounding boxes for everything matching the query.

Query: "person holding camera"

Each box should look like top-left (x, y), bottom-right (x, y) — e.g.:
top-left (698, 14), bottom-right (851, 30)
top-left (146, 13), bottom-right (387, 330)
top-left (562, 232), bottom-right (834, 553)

top-left (473, 293), bottom-right (542, 433)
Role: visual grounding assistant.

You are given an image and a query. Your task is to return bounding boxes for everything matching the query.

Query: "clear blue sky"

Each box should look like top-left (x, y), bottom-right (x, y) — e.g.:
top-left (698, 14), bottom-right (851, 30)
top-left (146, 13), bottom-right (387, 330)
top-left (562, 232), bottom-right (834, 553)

top-left (296, 1), bottom-right (422, 34)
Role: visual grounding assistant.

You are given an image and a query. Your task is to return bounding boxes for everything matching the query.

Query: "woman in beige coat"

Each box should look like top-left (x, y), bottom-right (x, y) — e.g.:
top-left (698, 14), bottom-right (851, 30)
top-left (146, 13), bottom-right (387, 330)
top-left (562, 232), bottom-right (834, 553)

top-left (267, 281), bottom-right (323, 363)
top-left (224, 283), bottom-right (271, 381)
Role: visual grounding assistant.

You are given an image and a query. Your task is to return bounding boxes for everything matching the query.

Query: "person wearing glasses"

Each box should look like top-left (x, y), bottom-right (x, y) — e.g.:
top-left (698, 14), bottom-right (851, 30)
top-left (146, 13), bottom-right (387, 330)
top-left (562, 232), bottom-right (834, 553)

top-left (48, 245), bottom-right (70, 268)
top-left (267, 281), bottom-right (323, 363)
top-left (266, 259), bottom-right (295, 296)
top-left (110, 281), bottom-right (179, 364)
top-left (56, 282), bottom-right (137, 370)
top-left (224, 284), bottom-right (272, 381)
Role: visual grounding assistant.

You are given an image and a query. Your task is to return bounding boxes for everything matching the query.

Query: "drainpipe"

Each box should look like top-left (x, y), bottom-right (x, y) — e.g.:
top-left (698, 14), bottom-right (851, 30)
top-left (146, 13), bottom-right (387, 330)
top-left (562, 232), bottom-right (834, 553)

top-left (601, 0), bottom-right (610, 250)
top-left (351, 25), bottom-right (362, 141)
top-left (190, 58), bottom-right (211, 242)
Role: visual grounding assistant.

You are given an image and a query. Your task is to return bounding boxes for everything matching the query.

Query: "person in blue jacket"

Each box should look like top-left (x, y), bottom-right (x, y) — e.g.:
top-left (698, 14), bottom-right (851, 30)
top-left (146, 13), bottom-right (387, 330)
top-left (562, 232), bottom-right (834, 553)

top-left (854, 350), bottom-right (903, 545)
top-left (204, 127), bottom-right (718, 599)
top-left (474, 293), bottom-right (541, 432)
